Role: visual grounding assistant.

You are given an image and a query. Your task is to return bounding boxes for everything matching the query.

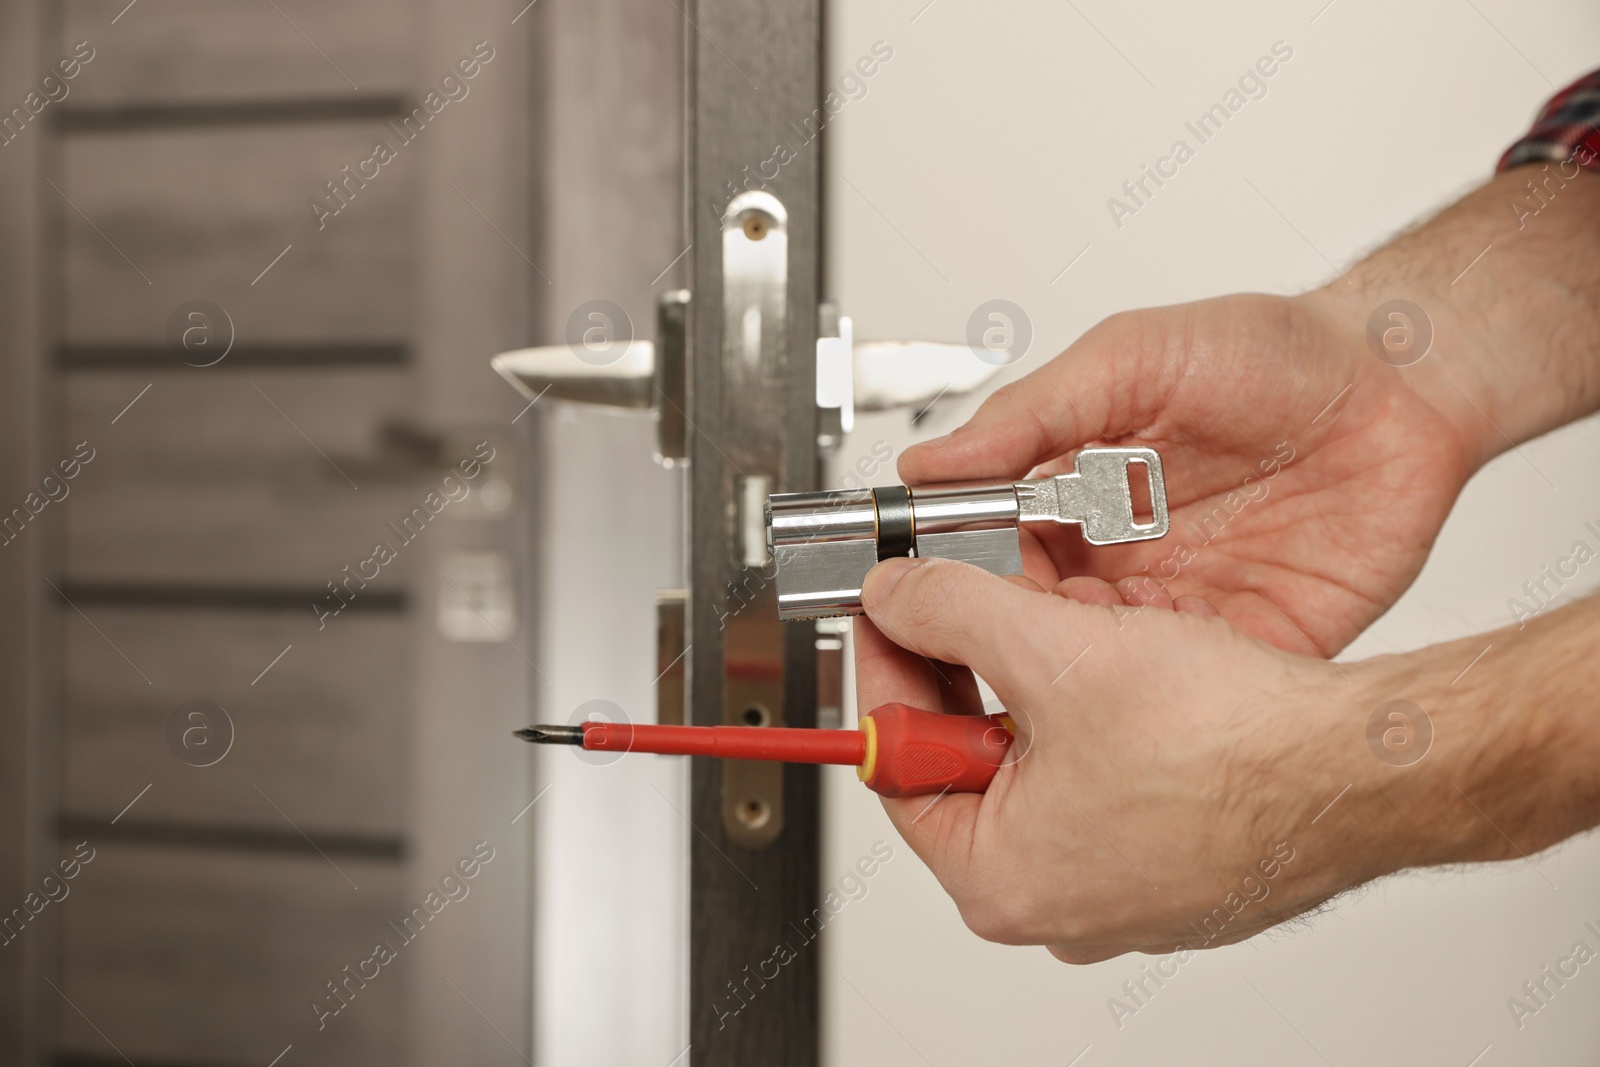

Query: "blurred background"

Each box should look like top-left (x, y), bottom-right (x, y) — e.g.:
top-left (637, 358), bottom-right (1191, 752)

top-left (2, 0), bottom-right (1599, 1065)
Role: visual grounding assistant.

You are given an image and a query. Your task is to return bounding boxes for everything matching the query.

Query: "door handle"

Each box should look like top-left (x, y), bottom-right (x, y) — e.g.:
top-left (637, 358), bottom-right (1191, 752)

top-left (491, 305), bottom-right (1003, 458)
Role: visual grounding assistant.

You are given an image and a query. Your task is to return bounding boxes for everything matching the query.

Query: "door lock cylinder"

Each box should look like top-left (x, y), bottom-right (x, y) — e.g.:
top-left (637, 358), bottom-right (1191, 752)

top-left (765, 446), bottom-right (1169, 620)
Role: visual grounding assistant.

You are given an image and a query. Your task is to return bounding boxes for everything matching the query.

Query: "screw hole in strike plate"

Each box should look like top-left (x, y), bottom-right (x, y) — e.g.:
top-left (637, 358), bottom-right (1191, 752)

top-left (742, 214), bottom-right (769, 241)
top-left (1127, 459), bottom-right (1154, 527)
top-left (741, 704), bottom-right (770, 728)
top-left (736, 797), bottom-right (772, 829)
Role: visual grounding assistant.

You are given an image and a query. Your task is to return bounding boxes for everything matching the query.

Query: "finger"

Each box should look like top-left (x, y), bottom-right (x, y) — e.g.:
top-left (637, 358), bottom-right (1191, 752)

top-left (879, 789), bottom-right (983, 893)
top-left (861, 558), bottom-right (1025, 682)
top-left (1047, 943), bottom-right (1135, 966)
top-left (853, 616), bottom-right (942, 717)
top-left (1173, 594), bottom-right (1221, 617)
top-left (1017, 526), bottom-right (1062, 589)
top-left (862, 556), bottom-right (1101, 688)
top-left (931, 660), bottom-right (984, 714)
top-left (1024, 453), bottom-right (1091, 480)
top-left (1002, 574), bottom-right (1044, 593)
top-left (899, 370), bottom-right (1112, 485)
top-left (1051, 575), bottom-right (1122, 608)
top-left (1115, 575), bottom-right (1173, 609)
top-left (898, 318), bottom-right (1166, 486)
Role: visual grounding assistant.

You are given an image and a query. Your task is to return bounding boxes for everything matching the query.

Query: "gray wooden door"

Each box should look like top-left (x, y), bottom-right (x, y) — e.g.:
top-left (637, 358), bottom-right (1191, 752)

top-left (0, 1), bottom-right (539, 1063)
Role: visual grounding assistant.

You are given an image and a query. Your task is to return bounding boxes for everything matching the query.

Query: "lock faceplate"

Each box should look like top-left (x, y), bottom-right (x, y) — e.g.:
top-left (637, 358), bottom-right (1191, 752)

top-left (716, 191), bottom-right (791, 848)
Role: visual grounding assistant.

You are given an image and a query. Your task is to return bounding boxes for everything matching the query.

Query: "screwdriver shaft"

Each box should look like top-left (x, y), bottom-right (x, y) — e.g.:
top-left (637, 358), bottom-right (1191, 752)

top-left (583, 721), bottom-right (868, 765)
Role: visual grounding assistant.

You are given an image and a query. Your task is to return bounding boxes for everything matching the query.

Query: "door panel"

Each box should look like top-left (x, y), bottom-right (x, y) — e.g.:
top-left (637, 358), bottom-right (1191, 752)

top-left (59, 127), bottom-right (416, 343)
top-left (63, 370), bottom-right (426, 586)
top-left (63, 610), bottom-right (409, 836)
top-left (58, 845), bottom-right (405, 1067)
top-left (24, 0), bottom-right (536, 1064)
top-left (63, 0), bottom-right (417, 104)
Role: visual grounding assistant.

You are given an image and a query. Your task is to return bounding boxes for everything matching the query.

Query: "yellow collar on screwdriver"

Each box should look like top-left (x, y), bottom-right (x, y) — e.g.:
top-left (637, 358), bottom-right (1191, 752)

top-left (855, 716), bottom-right (879, 783)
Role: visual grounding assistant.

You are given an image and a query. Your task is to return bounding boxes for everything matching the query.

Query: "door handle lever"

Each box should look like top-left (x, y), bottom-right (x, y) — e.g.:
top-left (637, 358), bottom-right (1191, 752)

top-left (490, 301), bottom-right (1003, 461)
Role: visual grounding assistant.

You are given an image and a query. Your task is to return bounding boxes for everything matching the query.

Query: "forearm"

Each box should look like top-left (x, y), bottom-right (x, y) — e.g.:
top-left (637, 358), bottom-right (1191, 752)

top-left (1309, 167), bottom-right (1600, 466)
top-left (1358, 593), bottom-right (1600, 874)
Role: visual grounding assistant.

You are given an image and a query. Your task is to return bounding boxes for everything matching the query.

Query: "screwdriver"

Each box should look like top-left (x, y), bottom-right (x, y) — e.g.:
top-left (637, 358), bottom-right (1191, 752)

top-left (516, 703), bottom-right (1015, 797)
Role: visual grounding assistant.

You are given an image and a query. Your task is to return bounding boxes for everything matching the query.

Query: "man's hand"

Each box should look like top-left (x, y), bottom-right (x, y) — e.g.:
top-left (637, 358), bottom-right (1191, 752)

top-left (855, 556), bottom-right (1600, 963)
top-left (904, 169), bottom-right (1600, 655)
top-left (909, 291), bottom-right (1476, 655)
top-left (854, 169), bottom-right (1600, 961)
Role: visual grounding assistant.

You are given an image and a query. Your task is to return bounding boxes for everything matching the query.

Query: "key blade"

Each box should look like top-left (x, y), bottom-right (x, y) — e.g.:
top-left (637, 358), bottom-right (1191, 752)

top-left (1016, 446), bottom-right (1169, 544)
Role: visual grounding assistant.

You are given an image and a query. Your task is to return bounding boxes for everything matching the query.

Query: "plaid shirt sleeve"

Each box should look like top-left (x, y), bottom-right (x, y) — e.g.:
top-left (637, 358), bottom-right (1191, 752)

top-left (1498, 69), bottom-right (1600, 172)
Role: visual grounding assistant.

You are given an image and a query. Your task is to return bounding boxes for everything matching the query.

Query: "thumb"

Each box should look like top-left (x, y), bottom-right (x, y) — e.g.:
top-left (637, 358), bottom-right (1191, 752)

top-left (899, 350), bottom-right (1117, 486)
top-left (860, 556), bottom-right (1043, 685)
top-left (879, 789), bottom-right (983, 890)
top-left (899, 310), bottom-right (1177, 486)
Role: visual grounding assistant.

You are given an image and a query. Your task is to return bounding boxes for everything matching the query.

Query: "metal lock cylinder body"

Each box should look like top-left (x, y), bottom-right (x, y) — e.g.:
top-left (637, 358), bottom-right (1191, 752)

top-left (766, 446), bottom-right (1169, 620)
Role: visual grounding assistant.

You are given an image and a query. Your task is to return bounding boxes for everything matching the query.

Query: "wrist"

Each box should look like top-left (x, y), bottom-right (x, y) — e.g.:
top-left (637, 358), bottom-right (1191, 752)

top-left (1348, 598), bottom-right (1600, 875)
top-left (1340, 644), bottom-right (1503, 874)
top-left (1291, 284), bottom-right (1487, 482)
top-left (1306, 168), bottom-right (1600, 468)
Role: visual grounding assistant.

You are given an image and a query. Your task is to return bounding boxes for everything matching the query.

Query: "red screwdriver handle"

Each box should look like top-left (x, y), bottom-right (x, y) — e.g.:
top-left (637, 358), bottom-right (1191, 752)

top-left (858, 704), bottom-right (1014, 798)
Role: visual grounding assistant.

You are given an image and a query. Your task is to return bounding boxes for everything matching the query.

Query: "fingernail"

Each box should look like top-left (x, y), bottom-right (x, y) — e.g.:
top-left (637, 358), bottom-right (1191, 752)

top-left (861, 556), bottom-right (927, 606)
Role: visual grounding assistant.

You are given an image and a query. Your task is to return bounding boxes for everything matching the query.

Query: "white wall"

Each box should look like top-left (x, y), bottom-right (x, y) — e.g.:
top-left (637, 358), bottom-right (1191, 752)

top-left (823, 1), bottom-right (1600, 1064)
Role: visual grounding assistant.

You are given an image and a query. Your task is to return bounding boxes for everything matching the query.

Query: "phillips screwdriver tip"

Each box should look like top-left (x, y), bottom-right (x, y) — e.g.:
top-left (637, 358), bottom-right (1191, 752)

top-left (514, 724), bottom-right (584, 745)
